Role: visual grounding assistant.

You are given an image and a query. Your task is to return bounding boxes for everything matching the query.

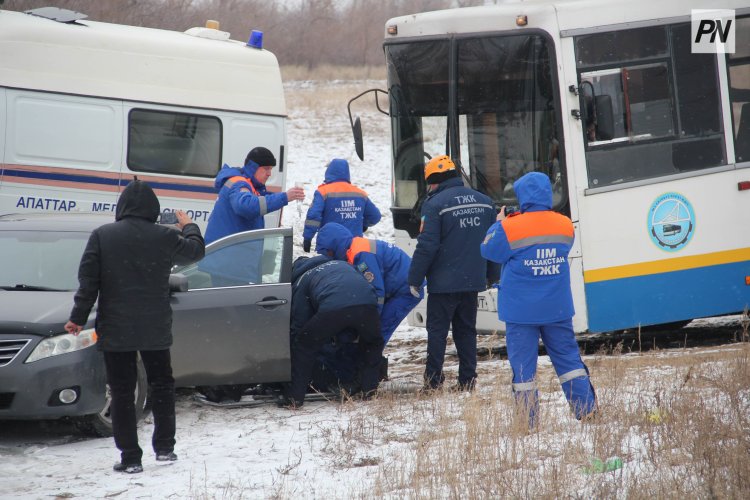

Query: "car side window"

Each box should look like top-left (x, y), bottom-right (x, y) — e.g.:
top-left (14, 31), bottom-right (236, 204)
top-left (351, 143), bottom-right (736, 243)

top-left (177, 233), bottom-right (284, 289)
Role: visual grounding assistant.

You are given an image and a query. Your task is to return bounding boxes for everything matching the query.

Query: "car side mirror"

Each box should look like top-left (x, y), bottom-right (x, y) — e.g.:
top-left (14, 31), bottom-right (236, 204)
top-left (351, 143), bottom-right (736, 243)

top-left (169, 273), bottom-right (188, 292)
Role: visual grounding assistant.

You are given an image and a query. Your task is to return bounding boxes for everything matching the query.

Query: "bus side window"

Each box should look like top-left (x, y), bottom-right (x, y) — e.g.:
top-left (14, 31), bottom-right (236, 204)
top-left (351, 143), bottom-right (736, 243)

top-left (575, 23), bottom-right (725, 188)
top-left (728, 16), bottom-right (750, 164)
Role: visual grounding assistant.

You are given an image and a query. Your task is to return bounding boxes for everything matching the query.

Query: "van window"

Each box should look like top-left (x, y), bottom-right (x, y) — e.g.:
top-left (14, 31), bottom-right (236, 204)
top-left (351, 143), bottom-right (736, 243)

top-left (575, 23), bottom-right (725, 188)
top-left (127, 109), bottom-right (222, 177)
top-left (10, 94), bottom-right (118, 168)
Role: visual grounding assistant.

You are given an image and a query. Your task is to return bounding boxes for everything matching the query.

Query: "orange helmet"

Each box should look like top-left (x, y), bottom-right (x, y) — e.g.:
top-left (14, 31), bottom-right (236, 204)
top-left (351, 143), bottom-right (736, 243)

top-left (424, 155), bottom-right (457, 184)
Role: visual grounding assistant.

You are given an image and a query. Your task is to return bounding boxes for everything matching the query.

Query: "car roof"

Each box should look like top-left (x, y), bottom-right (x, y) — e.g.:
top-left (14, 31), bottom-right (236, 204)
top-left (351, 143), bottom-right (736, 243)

top-left (0, 212), bottom-right (113, 232)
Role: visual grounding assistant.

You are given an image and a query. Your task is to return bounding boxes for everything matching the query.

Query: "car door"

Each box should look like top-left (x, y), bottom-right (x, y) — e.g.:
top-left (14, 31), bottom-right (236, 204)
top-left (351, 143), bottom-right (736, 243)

top-left (169, 227), bottom-right (293, 387)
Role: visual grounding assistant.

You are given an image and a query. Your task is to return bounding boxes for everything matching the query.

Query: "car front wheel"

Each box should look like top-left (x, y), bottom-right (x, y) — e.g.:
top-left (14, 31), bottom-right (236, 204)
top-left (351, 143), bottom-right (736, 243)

top-left (74, 356), bottom-right (150, 437)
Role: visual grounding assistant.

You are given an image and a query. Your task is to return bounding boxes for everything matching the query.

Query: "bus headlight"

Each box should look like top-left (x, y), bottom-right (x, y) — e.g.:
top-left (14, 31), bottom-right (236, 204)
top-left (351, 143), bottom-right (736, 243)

top-left (25, 329), bottom-right (98, 363)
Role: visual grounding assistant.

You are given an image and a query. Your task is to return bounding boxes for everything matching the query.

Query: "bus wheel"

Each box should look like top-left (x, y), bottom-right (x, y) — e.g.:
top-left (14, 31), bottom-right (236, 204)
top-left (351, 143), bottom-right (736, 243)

top-left (74, 356), bottom-right (150, 437)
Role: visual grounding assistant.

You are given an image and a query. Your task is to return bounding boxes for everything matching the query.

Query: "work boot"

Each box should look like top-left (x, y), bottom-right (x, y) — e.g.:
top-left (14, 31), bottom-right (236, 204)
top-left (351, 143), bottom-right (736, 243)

top-left (452, 379), bottom-right (476, 392)
top-left (156, 451), bottom-right (178, 462)
top-left (113, 462), bottom-right (143, 474)
top-left (275, 394), bottom-right (303, 409)
top-left (419, 383), bottom-right (443, 395)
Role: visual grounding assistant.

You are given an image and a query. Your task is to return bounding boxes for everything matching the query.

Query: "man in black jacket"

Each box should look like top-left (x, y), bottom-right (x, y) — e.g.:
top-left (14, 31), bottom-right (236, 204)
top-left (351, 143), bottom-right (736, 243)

top-left (65, 180), bottom-right (205, 474)
top-left (280, 255), bottom-right (383, 408)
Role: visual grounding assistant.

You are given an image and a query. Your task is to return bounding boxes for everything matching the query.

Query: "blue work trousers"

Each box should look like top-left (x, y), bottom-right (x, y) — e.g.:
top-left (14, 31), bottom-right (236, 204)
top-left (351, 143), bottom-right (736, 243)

top-left (424, 292), bottom-right (479, 389)
top-left (380, 289), bottom-right (422, 344)
top-left (506, 319), bottom-right (596, 425)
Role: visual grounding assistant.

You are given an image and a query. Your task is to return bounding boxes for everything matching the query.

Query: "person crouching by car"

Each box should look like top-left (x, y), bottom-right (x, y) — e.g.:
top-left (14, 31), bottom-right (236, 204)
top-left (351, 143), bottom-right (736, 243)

top-left (65, 180), bottom-right (205, 474)
top-left (278, 255), bottom-right (384, 408)
top-left (315, 222), bottom-right (424, 345)
top-left (480, 171), bottom-right (596, 428)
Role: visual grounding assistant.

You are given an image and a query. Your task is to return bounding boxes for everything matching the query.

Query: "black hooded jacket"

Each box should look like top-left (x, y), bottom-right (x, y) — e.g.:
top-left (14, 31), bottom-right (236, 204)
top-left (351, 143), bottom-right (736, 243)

top-left (69, 180), bottom-right (205, 351)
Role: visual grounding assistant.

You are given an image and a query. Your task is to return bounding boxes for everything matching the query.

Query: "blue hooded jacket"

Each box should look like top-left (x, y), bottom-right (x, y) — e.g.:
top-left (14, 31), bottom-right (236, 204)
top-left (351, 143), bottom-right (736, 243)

top-left (315, 222), bottom-right (412, 312)
top-left (204, 160), bottom-right (289, 244)
top-left (480, 172), bottom-right (575, 324)
top-left (408, 176), bottom-right (498, 293)
top-left (303, 159), bottom-right (381, 239)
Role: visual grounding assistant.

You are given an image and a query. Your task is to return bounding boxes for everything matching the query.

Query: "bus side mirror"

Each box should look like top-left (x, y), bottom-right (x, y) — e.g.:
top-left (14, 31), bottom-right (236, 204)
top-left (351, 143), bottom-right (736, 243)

top-left (353, 116), bottom-right (364, 161)
top-left (594, 95), bottom-right (614, 141)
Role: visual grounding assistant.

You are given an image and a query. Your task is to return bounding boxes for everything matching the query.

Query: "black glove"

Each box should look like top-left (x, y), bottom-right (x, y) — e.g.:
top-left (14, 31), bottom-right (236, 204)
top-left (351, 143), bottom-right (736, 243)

top-left (303, 238), bottom-right (311, 253)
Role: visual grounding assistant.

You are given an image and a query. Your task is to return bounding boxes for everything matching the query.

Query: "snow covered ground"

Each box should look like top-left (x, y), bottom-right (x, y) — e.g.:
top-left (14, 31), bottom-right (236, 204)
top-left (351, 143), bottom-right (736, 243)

top-left (1, 80), bottom-right (748, 499)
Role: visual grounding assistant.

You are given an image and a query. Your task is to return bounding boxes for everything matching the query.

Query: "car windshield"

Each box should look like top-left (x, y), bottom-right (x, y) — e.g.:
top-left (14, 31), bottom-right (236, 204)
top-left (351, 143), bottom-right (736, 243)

top-left (0, 230), bottom-right (90, 291)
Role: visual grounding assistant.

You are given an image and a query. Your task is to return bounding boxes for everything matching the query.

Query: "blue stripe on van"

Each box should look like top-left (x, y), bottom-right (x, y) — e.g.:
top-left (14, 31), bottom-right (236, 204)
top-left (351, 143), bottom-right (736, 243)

top-left (3, 168), bottom-right (216, 194)
top-left (584, 259), bottom-right (750, 332)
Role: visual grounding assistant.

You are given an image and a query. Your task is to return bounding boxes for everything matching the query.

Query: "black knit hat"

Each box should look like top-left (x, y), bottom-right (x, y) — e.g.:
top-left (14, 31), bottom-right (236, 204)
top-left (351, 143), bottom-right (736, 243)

top-left (245, 147), bottom-right (276, 167)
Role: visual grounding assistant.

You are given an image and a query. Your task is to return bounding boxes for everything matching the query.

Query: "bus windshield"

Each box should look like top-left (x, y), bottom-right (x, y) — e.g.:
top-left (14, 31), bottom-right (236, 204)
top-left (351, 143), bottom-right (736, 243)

top-left (386, 33), bottom-right (564, 219)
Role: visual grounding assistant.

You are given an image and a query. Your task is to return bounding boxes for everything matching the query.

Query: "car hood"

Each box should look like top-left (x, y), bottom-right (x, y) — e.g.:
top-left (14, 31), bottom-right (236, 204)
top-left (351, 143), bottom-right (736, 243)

top-left (0, 290), bottom-right (92, 336)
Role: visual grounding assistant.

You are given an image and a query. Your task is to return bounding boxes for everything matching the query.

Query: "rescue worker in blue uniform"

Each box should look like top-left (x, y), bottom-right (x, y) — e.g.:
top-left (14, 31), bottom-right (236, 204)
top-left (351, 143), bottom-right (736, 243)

top-left (407, 155), bottom-right (498, 391)
top-left (480, 171), bottom-right (597, 426)
top-left (302, 158), bottom-right (381, 252)
top-left (202, 147), bottom-right (304, 285)
top-left (315, 222), bottom-right (423, 344)
top-left (280, 255), bottom-right (383, 408)
top-left (204, 147), bottom-right (304, 244)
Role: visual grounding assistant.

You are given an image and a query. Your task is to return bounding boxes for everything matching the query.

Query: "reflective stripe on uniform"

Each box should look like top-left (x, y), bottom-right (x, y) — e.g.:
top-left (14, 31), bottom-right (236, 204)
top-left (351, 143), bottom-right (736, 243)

top-left (509, 234), bottom-right (574, 250)
top-left (377, 297), bottom-right (385, 305)
top-left (305, 220), bottom-right (321, 228)
top-left (559, 368), bottom-right (588, 384)
top-left (512, 381), bottom-right (537, 392)
top-left (258, 196), bottom-right (268, 216)
top-left (326, 191), bottom-right (367, 199)
top-left (318, 182), bottom-right (368, 200)
top-left (438, 203), bottom-right (494, 216)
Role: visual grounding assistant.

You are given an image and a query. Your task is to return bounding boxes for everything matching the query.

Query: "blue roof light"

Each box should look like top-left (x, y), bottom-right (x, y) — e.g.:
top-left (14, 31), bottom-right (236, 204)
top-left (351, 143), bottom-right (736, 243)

top-left (247, 30), bottom-right (263, 49)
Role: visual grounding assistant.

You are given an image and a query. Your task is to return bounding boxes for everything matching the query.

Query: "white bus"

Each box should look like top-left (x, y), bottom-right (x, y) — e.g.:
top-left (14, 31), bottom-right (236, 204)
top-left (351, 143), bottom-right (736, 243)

top-left (0, 7), bottom-right (288, 229)
top-left (352, 0), bottom-right (750, 333)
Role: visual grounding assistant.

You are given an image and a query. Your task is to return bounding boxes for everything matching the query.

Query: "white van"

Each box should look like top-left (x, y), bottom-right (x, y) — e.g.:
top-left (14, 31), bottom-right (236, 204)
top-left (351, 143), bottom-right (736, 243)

top-left (0, 7), bottom-right (288, 229)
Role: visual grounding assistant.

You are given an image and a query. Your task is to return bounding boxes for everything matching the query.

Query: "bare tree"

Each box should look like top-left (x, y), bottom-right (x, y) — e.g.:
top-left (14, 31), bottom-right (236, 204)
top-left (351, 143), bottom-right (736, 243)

top-left (2, 0), bottom-right (482, 70)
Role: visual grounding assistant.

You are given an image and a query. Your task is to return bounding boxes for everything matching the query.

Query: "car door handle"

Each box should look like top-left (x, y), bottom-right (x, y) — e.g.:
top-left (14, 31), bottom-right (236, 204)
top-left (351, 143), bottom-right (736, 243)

top-left (255, 298), bottom-right (288, 308)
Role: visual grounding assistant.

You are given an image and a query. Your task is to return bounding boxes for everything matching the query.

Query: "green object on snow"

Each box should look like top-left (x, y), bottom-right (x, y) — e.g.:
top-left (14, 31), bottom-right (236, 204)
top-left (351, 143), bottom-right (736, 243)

top-left (584, 457), bottom-right (623, 474)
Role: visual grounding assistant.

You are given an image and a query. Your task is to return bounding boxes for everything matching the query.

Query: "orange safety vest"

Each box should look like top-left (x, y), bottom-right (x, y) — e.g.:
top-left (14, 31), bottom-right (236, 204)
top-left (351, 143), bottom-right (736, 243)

top-left (501, 211), bottom-right (574, 250)
top-left (317, 181), bottom-right (368, 200)
top-left (346, 237), bottom-right (377, 265)
top-left (226, 175), bottom-right (260, 196)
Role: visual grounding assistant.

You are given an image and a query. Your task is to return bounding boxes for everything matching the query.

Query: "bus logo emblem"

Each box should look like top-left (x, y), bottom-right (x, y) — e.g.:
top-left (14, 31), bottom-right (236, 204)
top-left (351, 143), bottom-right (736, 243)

top-left (648, 193), bottom-right (695, 252)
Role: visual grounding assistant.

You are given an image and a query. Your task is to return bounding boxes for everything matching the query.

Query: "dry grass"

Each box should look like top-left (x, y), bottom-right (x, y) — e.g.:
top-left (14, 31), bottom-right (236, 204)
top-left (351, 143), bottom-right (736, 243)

top-left (314, 340), bottom-right (750, 499)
